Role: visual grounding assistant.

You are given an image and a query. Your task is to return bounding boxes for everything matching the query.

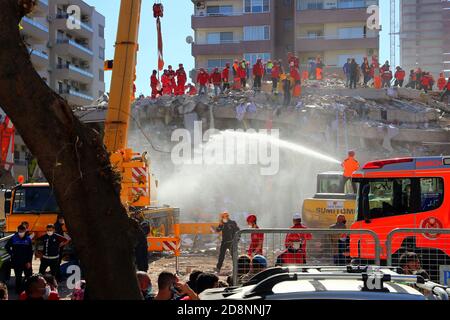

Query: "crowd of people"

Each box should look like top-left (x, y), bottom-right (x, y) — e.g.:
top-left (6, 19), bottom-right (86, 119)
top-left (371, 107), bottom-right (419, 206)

top-left (147, 53), bottom-right (450, 106)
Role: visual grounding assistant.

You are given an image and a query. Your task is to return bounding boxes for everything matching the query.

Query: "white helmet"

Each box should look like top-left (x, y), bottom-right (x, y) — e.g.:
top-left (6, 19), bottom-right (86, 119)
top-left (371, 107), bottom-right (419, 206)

top-left (293, 212), bottom-right (302, 220)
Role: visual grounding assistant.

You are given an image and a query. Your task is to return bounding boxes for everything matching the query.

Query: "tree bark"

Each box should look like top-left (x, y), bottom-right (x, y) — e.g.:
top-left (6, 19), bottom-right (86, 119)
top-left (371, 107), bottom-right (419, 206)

top-left (0, 0), bottom-right (142, 299)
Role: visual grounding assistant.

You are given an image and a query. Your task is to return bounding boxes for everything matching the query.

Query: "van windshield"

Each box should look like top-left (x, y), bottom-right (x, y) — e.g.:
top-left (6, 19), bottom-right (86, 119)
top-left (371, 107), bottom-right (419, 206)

top-left (12, 186), bottom-right (60, 214)
top-left (356, 177), bottom-right (444, 221)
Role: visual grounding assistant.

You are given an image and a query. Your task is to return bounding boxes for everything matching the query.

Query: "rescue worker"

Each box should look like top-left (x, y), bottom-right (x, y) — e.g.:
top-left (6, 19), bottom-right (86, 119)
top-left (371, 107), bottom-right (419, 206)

top-left (421, 72), bottom-right (431, 93)
top-left (246, 214), bottom-right (263, 257)
top-left (238, 61), bottom-right (247, 90)
top-left (415, 68), bottom-right (423, 90)
top-left (214, 212), bottom-right (240, 273)
top-left (343, 58), bottom-right (351, 88)
top-left (5, 224), bottom-right (33, 293)
top-left (440, 78), bottom-right (450, 102)
top-left (161, 69), bottom-right (173, 95)
top-left (349, 58), bottom-right (358, 89)
top-left (265, 60), bottom-right (273, 78)
top-left (280, 213), bottom-right (312, 264)
top-left (185, 83), bottom-right (197, 96)
top-left (361, 57), bottom-right (371, 87)
top-left (437, 72), bottom-right (447, 91)
top-left (196, 68), bottom-right (209, 95)
top-left (308, 58), bottom-right (316, 80)
top-left (210, 67), bottom-right (222, 96)
top-left (281, 72), bottom-right (292, 106)
top-left (329, 214), bottom-right (350, 266)
top-left (394, 66), bottom-right (406, 87)
top-left (271, 62), bottom-right (280, 94)
top-left (252, 58), bottom-right (264, 92)
top-left (222, 63), bottom-right (230, 93)
top-left (150, 70), bottom-right (160, 98)
top-left (315, 57), bottom-right (324, 80)
top-left (175, 64), bottom-right (187, 96)
top-left (290, 64), bottom-right (301, 98)
top-left (36, 224), bottom-right (69, 281)
top-left (381, 62), bottom-right (393, 88)
top-left (405, 69), bottom-right (416, 89)
top-left (341, 150), bottom-right (359, 194)
top-left (167, 65), bottom-right (176, 94)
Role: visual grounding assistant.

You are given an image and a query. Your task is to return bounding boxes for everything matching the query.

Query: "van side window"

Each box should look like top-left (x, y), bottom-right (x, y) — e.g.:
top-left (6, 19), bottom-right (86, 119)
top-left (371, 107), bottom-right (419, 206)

top-left (420, 178), bottom-right (444, 212)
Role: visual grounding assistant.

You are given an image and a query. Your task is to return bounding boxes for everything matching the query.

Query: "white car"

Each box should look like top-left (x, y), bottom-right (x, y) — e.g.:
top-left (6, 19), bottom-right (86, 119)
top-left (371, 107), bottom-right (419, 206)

top-left (200, 266), bottom-right (450, 300)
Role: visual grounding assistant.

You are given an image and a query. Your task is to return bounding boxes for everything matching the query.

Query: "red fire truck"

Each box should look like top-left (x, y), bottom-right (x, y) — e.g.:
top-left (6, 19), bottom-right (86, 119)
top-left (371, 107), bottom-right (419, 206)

top-left (350, 156), bottom-right (450, 279)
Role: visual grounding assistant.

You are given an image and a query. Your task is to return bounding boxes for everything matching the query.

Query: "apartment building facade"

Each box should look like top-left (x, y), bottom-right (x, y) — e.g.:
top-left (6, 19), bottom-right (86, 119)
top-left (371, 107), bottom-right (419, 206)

top-left (400, 0), bottom-right (450, 78)
top-left (191, 0), bottom-right (379, 73)
top-left (13, 0), bottom-right (105, 180)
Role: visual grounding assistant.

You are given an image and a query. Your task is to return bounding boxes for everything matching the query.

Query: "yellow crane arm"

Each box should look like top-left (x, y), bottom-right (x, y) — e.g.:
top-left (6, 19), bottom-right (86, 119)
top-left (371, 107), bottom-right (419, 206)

top-left (104, 0), bottom-right (142, 153)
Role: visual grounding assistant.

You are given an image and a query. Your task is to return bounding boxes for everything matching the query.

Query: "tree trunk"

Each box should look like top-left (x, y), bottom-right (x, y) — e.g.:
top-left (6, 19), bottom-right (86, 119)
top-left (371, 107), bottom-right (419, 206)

top-left (0, 0), bottom-right (142, 299)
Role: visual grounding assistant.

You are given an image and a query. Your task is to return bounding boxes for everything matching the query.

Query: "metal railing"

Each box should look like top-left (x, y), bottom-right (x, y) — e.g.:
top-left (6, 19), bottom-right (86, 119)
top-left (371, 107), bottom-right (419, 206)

top-left (68, 89), bottom-right (94, 101)
top-left (57, 64), bottom-right (93, 78)
top-left (21, 16), bottom-right (49, 33)
top-left (297, 34), bottom-right (378, 40)
top-left (386, 228), bottom-right (450, 284)
top-left (56, 13), bottom-right (94, 32)
top-left (231, 228), bottom-right (381, 286)
top-left (193, 11), bottom-right (243, 17)
top-left (39, 0), bottom-right (48, 6)
top-left (194, 39), bottom-right (242, 45)
top-left (28, 48), bottom-right (48, 60)
top-left (56, 39), bottom-right (93, 56)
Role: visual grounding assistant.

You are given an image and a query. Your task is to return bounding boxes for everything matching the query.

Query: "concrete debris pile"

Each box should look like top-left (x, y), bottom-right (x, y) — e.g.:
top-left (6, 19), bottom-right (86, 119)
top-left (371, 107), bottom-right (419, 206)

top-left (304, 77), bottom-right (346, 89)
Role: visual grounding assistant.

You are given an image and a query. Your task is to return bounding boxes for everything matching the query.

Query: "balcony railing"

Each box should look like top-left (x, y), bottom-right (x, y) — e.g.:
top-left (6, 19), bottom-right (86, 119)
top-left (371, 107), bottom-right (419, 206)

top-left (57, 64), bottom-right (94, 78)
top-left (193, 11), bottom-right (243, 17)
top-left (59, 89), bottom-right (93, 101)
top-left (297, 34), bottom-right (378, 40)
top-left (21, 16), bottom-right (49, 33)
top-left (39, 0), bottom-right (48, 6)
top-left (57, 39), bottom-right (93, 56)
top-left (56, 13), bottom-right (94, 33)
top-left (296, 0), bottom-right (378, 11)
top-left (28, 48), bottom-right (48, 59)
top-left (194, 39), bottom-right (243, 45)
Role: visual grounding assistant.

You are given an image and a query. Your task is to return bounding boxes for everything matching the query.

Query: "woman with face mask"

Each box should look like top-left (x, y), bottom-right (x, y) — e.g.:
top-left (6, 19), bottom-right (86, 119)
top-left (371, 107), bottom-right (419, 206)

top-left (246, 214), bottom-right (264, 257)
top-left (214, 212), bottom-right (240, 273)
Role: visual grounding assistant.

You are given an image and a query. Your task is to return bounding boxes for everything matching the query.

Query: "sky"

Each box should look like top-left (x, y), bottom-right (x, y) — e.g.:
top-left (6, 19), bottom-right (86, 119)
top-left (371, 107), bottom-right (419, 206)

top-left (87, 0), bottom-right (392, 96)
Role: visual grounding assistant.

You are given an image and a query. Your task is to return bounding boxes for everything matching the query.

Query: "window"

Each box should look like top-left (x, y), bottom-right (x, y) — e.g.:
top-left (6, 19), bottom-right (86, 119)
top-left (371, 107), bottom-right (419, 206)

top-left (99, 25), bottom-right (104, 38)
top-left (244, 53), bottom-right (271, 65)
top-left (207, 59), bottom-right (233, 71)
top-left (318, 176), bottom-right (344, 194)
top-left (206, 5), bottom-right (233, 15)
top-left (243, 26), bottom-right (270, 41)
top-left (99, 46), bottom-right (105, 60)
top-left (207, 32), bottom-right (234, 44)
top-left (357, 178), bottom-right (444, 221)
top-left (338, 27), bottom-right (364, 39)
top-left (338, 0), bottom-right (365, 9)
top-left (12, 187), bottom-right (60, 214)
top-left (297, 0), bottom-right (324, 10)
top-left (307, 30), bottom-right (323, 39)
top-left (99, 69), bottom-right (104, 82)
top-left (244, 0), bottom-right (270, 13)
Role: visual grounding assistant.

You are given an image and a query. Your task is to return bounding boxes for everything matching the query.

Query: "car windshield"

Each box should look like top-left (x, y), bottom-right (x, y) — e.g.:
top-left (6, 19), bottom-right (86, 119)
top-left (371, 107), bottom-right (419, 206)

top-left (12, 186), bottom-right (60, 214)
top-left (318, 176), bottom-right (344, 193)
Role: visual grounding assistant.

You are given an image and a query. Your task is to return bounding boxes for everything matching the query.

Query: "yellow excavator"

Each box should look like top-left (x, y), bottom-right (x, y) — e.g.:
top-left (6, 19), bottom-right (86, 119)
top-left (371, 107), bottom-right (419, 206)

top-left (5, 1), bottom-right (222, 258)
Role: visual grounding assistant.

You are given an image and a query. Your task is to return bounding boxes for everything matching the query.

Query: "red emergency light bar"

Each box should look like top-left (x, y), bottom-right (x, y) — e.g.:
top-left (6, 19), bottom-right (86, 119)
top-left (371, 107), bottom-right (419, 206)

top-left (363, 158), bottom-right (414, 169)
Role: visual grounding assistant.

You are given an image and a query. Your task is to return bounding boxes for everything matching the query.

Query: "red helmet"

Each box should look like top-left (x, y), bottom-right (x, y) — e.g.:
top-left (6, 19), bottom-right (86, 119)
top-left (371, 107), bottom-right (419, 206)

top-left (246, 214), bottom-right (257, 224)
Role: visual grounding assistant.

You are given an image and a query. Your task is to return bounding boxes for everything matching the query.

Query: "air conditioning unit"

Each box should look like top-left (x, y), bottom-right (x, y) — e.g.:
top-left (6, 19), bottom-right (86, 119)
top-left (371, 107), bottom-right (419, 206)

top-left (47, 15), bottom-right (53, 22)
top-left (46, 41), bottom-right (52, 48)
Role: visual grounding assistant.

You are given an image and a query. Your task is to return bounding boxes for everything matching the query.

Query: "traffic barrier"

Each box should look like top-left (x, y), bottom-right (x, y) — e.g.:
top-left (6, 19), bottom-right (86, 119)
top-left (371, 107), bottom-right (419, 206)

top-left (386, 228), bottom-right (450, 284)
top-left (231, 228), bottom-right (380, 286)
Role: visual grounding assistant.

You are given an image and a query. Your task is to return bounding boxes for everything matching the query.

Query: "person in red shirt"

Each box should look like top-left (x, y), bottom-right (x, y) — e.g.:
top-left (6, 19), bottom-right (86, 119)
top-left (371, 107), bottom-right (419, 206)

top-left (167, 65), bottom-right (176, 94)
top-left (394, 66), bottom-right (406, 87)
top-left (440, 78), bottom-right (450, 102)
top-left (150, 70), bottom-right (160, 99)
top-left (175, 64), bottom-right (187, 96)
top-left (222, 63), bottom-right (230, 93)
top-left (210, 67), bottom-right (222, 96)
top-left (421, 72), bottom-right (431, 93)
top-left (161, 69), bottom-right (173, 95)
top-left (196, 68), bottom-right (209, 95)
top-left (246, 214), bottom-right (263, 257)
top-left (185, 83), bottom-right (197, 96)
top-left (437, 72), bottom-right (447, 91)
top-left (19, 274), bottom-right (59, 300)
top-left (238, 61), bottom-right (247, 90)
top-left (283, 213), bottom-right (312, 264)
top-left (252, 59), bottom-right (265, 92)
top-left (271, 62), bottom-right (280, 94)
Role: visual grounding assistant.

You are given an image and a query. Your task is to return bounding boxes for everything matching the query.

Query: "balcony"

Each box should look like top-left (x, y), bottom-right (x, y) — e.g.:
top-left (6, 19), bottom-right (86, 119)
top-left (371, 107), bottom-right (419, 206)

top-left (296, 35), bottom-right (379, 52)
top-left (28, 48), bottom-right (48, 69)
top-left (296, 7), bottom-right (370, 24)
top-left (55, 64), bottom-right (93, 83)
top-left (54, 13), bottom-right (94, 38)
top-left (55, 39), bottom-right (93, 60)
top-left (192, 39), bottom-right (271, 56)
top-left (192, 12), bottom-right (271, 29)
top-left (21, 16), bottom-right (49, 40)
top-left (60, 89), bottom-right (94, 106)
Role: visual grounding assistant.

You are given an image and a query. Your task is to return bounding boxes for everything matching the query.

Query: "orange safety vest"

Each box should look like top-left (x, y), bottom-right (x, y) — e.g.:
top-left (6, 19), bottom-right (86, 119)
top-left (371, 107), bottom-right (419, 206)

top-left (342, 157), bottom-right (360, 178)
